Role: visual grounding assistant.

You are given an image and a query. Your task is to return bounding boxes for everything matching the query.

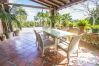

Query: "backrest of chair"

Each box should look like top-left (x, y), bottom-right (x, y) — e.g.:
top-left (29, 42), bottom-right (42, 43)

top-left (34, 30), bottom-right (38, 41)
top-left (36, 33), bottom-right (43, 50)
top-left (68, 35), bottom-right (81, 54)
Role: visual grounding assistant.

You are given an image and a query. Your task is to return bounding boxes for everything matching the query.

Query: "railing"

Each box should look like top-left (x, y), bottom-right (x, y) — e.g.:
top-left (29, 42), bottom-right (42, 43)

top-left (82, 33), bottom-right (99, 49)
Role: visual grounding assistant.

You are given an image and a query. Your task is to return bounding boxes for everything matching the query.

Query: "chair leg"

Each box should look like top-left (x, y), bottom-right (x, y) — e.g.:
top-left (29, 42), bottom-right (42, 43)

top-left (36, 42), bottom-right (38, 47)
top-left (67, 53), bottom-right (69, 66)
top-left (36, 42), bottom-right (39, 50)
top-left (77, 49), bottom-right (79, 57)
top-left (42, 49), bottom-right (44, 56)
top-left (77, 51), bottom-right (78, 57)
top-left (35, 40), bottom-right (38, 47)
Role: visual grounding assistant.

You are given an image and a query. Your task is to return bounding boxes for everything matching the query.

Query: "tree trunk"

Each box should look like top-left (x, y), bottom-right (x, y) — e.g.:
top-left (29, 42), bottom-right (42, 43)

top-left (9, 22), bottom-right (13, 32)
top-left (2, 21), bottom-right (7, 33)
top-left (92, 16), bottom-right (96, 25)
top-left (92, 16), bottom-right (99, 33)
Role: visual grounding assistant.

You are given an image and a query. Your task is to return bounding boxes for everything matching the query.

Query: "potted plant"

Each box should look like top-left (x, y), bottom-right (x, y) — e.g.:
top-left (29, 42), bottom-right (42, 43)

top-left (77, 20), bottom-right (89, 34)
top-left (0, 33), bottom-right (6, 41)
top-left (0, 4), bottom-right (21, 38)
top-left (14, 29), bottom-right (20, 36)
top-left (68, 22), bottom-right (74, 30)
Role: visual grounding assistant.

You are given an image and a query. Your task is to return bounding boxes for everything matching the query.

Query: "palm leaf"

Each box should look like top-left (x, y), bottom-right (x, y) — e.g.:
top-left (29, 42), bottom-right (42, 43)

top-left (0, 4), bottom-right (21, 31)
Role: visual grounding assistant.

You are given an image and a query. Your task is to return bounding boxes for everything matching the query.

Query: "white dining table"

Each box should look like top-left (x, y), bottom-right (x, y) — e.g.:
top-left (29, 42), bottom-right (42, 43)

top-left (43, 28), bottom-right (76, 50)
top-left (43, 28), bottom-right (76, 38)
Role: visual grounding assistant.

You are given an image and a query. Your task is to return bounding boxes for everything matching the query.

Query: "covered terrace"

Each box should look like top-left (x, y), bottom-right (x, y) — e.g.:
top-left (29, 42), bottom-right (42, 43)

top-left (0, 0), bottom-right (99, 66)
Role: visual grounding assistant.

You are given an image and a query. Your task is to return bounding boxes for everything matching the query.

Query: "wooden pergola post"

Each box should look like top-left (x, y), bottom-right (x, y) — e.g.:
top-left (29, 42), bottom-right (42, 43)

top-left (50, 8), bottom-right (57, 28)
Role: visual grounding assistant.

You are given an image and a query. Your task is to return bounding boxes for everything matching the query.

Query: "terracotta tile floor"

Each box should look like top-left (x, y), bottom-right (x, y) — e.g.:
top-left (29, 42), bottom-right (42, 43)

top-left (0, 31), bottom-right (99, 66)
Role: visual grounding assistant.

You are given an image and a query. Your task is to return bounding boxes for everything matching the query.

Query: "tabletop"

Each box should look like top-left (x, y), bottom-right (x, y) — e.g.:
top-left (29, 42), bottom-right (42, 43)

top-left (43, 29), bottom-right (76, 38)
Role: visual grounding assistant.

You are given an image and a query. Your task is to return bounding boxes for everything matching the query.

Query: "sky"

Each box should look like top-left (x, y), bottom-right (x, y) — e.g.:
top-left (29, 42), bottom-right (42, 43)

top-left (58, 0), bottom-right (96, 20)
top-left (9, 0), bottom-right (96, 21)
top-left (9, 0), bottom-right (48, 21)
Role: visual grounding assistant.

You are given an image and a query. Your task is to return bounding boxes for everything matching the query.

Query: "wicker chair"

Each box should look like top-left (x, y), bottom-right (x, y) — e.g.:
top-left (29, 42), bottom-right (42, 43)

top-left (34, 30), bottom-right (39, 47)
top-left (57, 34), bottom-right (82, 66)
top-left (66, 28), bottom-right (79, 42)
top-left (36, 32), bottom-right (55, 56)
top-left (34, 30), bottom-right (54, 47)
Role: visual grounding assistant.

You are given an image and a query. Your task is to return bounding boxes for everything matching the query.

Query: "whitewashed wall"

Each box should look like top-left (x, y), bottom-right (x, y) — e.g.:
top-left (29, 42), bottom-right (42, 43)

top-left (0, 20), bottom-right (3, 33)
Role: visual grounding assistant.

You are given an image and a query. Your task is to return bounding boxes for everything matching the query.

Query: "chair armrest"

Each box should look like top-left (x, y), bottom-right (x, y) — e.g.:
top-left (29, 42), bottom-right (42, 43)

top-left (59, 38), bottom-right (70, 44)
top-left (59, 42), bottom-right (69, 46)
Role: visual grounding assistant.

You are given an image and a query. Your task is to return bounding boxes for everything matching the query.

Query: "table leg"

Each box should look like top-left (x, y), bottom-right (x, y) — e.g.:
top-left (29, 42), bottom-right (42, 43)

top-left (55, 38), bottom-right (58, 51)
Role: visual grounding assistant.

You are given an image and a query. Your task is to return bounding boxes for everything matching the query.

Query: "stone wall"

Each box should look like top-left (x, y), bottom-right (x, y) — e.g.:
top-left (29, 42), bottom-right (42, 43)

top-left (82, 33), bottom-right (99, 49)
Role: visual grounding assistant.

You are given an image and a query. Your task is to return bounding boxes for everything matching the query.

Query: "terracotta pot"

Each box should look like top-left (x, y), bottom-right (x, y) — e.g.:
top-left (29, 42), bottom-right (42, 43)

top-left (2, 34), bottom-right (6, 40)
top-left (69, 26), bottom-right (73, 29)
top-left (0, 34), bottom-right (6, 41)
top-left (8, 32), bottom-right (13, 38)
top-left (79, 26), bottom-right (85, 34)
top-left (14, 30), bottom-right (20, 36)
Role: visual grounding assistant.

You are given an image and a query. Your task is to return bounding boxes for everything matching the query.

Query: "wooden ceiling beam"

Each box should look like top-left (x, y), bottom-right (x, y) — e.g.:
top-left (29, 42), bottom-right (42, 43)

top-left (58, 0), bottom-right (67, 4)
top-left (58, 0), bottom-right (87, 10)
top-left (4, 3), bottom-right (50, 9)
top-left (69, 0), bottom-right (75, 2)
top-left (48, 0), bottom-right (62, 6)
top-left (31, 0), bottom-right (51, 8)
top-left (31, 0), bottom-right (86, 10)
top-left (38, 0), bottom-right (59, 8)
top-left (0, 0), bottom-right (8, 3)
top-left (53, 0), bottom-right (65, 5)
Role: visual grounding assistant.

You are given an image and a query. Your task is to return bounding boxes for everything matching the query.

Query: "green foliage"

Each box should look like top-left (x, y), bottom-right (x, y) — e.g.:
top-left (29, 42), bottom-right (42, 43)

top-left (95, 17), bottom-right (99, 25)
top-left (16, 7), bottom-right (27, 15)
top-left (62, 13), bottom-right (72, 21)
top-left (89, 17), bottom-right (99, 25)
top-left (85, 24), bottom-right (91, 30)
top-left (91, 25), bottom-right (99, 29)
top-left (89, 5), bottom-right (99, 25)
top-left (61, 13), bottom-right (72, 27)
top-left (35, 12), bottom-right (72, 28)
top-left (0, 4), bottom-right (21, 32)
top-left (77, 19), bottom-right (89, 26)
top-left (76, 19), bottom-right (93, 30)
top-left (61, 21), bottom-right (67, 27)
top-left (96, 64), bottom-right (99, 66)
top-left (89, 17), bottom-right (94, 25)
top-left (21, 21), bottom-right (35, 27)
top-left (68, 22), bottom-right (74, 27)
top-left (34, 11), bottom-right (51, 27)
top-left (15, 7), bottom-right (27, 22)
top-left (55, 23), bottom-right (62, 29)
top-left (54, 13), bottom-right (62, 24)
